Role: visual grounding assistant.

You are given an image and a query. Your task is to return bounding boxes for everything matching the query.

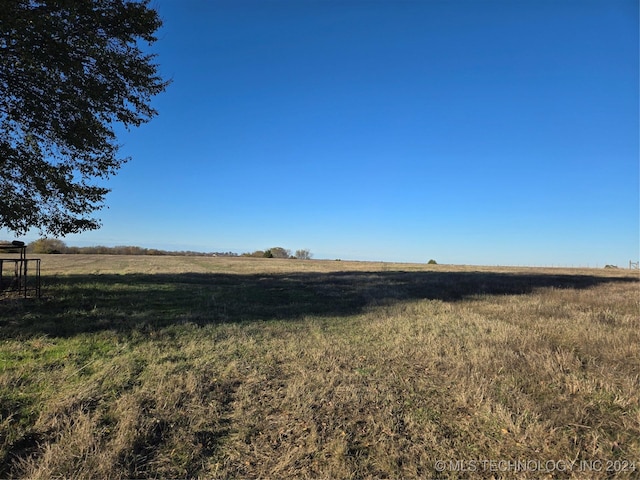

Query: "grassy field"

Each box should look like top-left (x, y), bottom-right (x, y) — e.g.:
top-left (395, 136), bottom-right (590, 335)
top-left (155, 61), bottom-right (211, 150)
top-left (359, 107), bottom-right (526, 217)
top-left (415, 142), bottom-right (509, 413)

top-left (1, 255), bottom-right (638, 479)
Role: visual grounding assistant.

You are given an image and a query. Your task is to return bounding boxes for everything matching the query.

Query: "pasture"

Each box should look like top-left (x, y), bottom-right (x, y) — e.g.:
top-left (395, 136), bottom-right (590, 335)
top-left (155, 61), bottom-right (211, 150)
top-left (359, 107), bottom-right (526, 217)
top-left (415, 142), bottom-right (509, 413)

top-left (1, 255), bottom-right (638, 479)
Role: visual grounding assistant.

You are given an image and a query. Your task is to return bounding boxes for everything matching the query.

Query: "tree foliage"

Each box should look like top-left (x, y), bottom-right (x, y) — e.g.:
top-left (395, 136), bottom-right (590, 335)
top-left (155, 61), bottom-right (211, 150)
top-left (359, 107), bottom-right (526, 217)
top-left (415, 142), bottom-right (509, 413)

top-left (295, 249), bottom-right (312, 260)
top-left (28, 237), bottom-right (67, 254)
top-left (0, 0), bottom-right (169, 236)
top-left (269, 247), bottom-right (291, 259)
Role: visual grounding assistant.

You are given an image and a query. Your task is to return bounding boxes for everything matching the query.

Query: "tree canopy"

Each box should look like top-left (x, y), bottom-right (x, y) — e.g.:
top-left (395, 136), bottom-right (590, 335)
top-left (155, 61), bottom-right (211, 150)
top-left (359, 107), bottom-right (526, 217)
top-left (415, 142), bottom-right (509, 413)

top-left (0, 0), bottom-right (169, 236)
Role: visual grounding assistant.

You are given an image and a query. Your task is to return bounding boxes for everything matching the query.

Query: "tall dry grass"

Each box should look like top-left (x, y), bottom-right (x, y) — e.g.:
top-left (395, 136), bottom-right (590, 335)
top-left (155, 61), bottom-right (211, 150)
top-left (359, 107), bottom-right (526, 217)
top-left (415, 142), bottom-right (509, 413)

top-left (1, 256), bottom-right (638, 478)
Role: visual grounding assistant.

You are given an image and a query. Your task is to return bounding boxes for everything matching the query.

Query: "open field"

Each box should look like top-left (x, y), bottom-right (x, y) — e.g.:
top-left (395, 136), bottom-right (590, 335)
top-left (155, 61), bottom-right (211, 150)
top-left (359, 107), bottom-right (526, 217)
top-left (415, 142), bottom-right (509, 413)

top-left (1, 255), bottom-right (639, 479)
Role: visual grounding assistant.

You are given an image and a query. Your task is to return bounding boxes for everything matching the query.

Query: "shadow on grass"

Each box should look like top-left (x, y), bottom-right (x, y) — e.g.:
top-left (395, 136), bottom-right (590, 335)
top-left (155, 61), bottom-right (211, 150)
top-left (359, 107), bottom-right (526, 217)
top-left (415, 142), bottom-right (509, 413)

top-left (1, 270), bottom-right (637, 338)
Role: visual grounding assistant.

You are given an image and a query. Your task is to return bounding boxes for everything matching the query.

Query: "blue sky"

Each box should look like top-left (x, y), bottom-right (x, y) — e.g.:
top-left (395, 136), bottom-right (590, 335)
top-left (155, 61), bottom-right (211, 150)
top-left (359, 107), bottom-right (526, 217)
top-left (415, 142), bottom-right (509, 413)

top-left (20, 0), bottom-right (640, 264)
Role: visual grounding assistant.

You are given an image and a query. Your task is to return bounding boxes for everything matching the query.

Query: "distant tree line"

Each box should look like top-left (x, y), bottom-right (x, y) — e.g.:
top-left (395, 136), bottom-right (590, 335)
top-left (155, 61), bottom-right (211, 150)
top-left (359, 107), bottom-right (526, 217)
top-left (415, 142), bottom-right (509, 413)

top-left (24, 238), bottom-right (313, 259)
top-left (25, 238), bottom-right (237, 257)
top-left (241, 248), bottom-right (312, 260)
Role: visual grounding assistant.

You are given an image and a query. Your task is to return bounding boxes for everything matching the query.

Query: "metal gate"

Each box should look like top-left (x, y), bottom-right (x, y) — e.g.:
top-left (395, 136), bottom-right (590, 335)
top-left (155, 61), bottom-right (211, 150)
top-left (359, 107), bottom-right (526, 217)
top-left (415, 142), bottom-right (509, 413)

top-left (0, 241), bottom-right (41, 298)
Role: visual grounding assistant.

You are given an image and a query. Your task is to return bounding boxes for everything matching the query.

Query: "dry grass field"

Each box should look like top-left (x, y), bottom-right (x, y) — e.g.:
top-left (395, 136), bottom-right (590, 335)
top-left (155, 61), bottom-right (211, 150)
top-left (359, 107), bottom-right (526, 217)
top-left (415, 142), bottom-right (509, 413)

top-left (1, 255), bottom-right (638, 479)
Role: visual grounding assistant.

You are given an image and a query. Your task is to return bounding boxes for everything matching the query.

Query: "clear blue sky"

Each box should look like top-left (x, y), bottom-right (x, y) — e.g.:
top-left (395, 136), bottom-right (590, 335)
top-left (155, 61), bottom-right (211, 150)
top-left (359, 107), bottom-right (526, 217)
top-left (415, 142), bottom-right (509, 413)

top-left (22, 0), bottom-right (640, 265)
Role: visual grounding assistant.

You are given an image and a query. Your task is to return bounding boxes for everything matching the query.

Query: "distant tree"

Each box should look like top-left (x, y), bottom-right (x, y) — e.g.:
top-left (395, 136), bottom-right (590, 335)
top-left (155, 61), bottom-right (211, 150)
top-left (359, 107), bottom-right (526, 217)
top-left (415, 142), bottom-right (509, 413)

top-left (427, 259), bottom-right (438, 265)
top-left (242, 250), bottom-right (264, 258)
top-left (0, 0), bottom-right (169, 237)
top-left (295, 249), bottom-right (312, 260)
top-left (270, 247), bottom-right (291, 259)
top-left (263, 249), bottom-right (273, 258)
top-left (28, 238), bottom-right (67, 254)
